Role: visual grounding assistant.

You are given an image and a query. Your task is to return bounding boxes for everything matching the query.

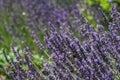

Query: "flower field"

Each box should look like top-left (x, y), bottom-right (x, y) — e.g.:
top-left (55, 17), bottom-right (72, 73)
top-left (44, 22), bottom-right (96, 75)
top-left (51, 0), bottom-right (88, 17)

top-left (0, 0), bottom-right (120, 80)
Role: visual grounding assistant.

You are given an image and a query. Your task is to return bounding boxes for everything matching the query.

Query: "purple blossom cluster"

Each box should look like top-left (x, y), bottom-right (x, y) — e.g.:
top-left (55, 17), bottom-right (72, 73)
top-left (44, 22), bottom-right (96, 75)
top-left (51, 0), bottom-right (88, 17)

top-left (1, 0), bottom-right (120, 80)
top-left (3, 47), bottom-right (45, 80)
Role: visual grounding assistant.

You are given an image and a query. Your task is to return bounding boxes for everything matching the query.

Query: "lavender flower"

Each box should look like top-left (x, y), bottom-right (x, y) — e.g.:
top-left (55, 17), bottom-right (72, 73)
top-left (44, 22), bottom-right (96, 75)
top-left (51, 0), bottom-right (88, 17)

top-left (1, 1), bottom-right (120, 80)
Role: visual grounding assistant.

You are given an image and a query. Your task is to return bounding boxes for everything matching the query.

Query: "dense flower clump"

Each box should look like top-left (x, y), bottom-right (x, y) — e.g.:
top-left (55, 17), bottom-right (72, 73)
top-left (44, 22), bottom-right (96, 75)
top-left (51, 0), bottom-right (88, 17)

top-left (0, 0), bottom-right (120, 80)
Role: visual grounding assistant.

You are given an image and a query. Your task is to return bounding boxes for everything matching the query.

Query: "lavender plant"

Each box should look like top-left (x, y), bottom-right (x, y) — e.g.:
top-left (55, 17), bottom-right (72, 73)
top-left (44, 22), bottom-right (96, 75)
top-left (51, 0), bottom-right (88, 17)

top-left (0, 0), bottom-right (120, 80)
top-left (2, 6), bottom-right (120, 80)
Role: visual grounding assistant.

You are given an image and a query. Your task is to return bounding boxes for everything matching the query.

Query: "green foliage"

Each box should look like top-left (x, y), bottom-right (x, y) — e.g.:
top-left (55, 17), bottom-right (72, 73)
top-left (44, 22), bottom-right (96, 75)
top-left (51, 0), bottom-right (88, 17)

top-left (86, 0), bottom-right (111, 10)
